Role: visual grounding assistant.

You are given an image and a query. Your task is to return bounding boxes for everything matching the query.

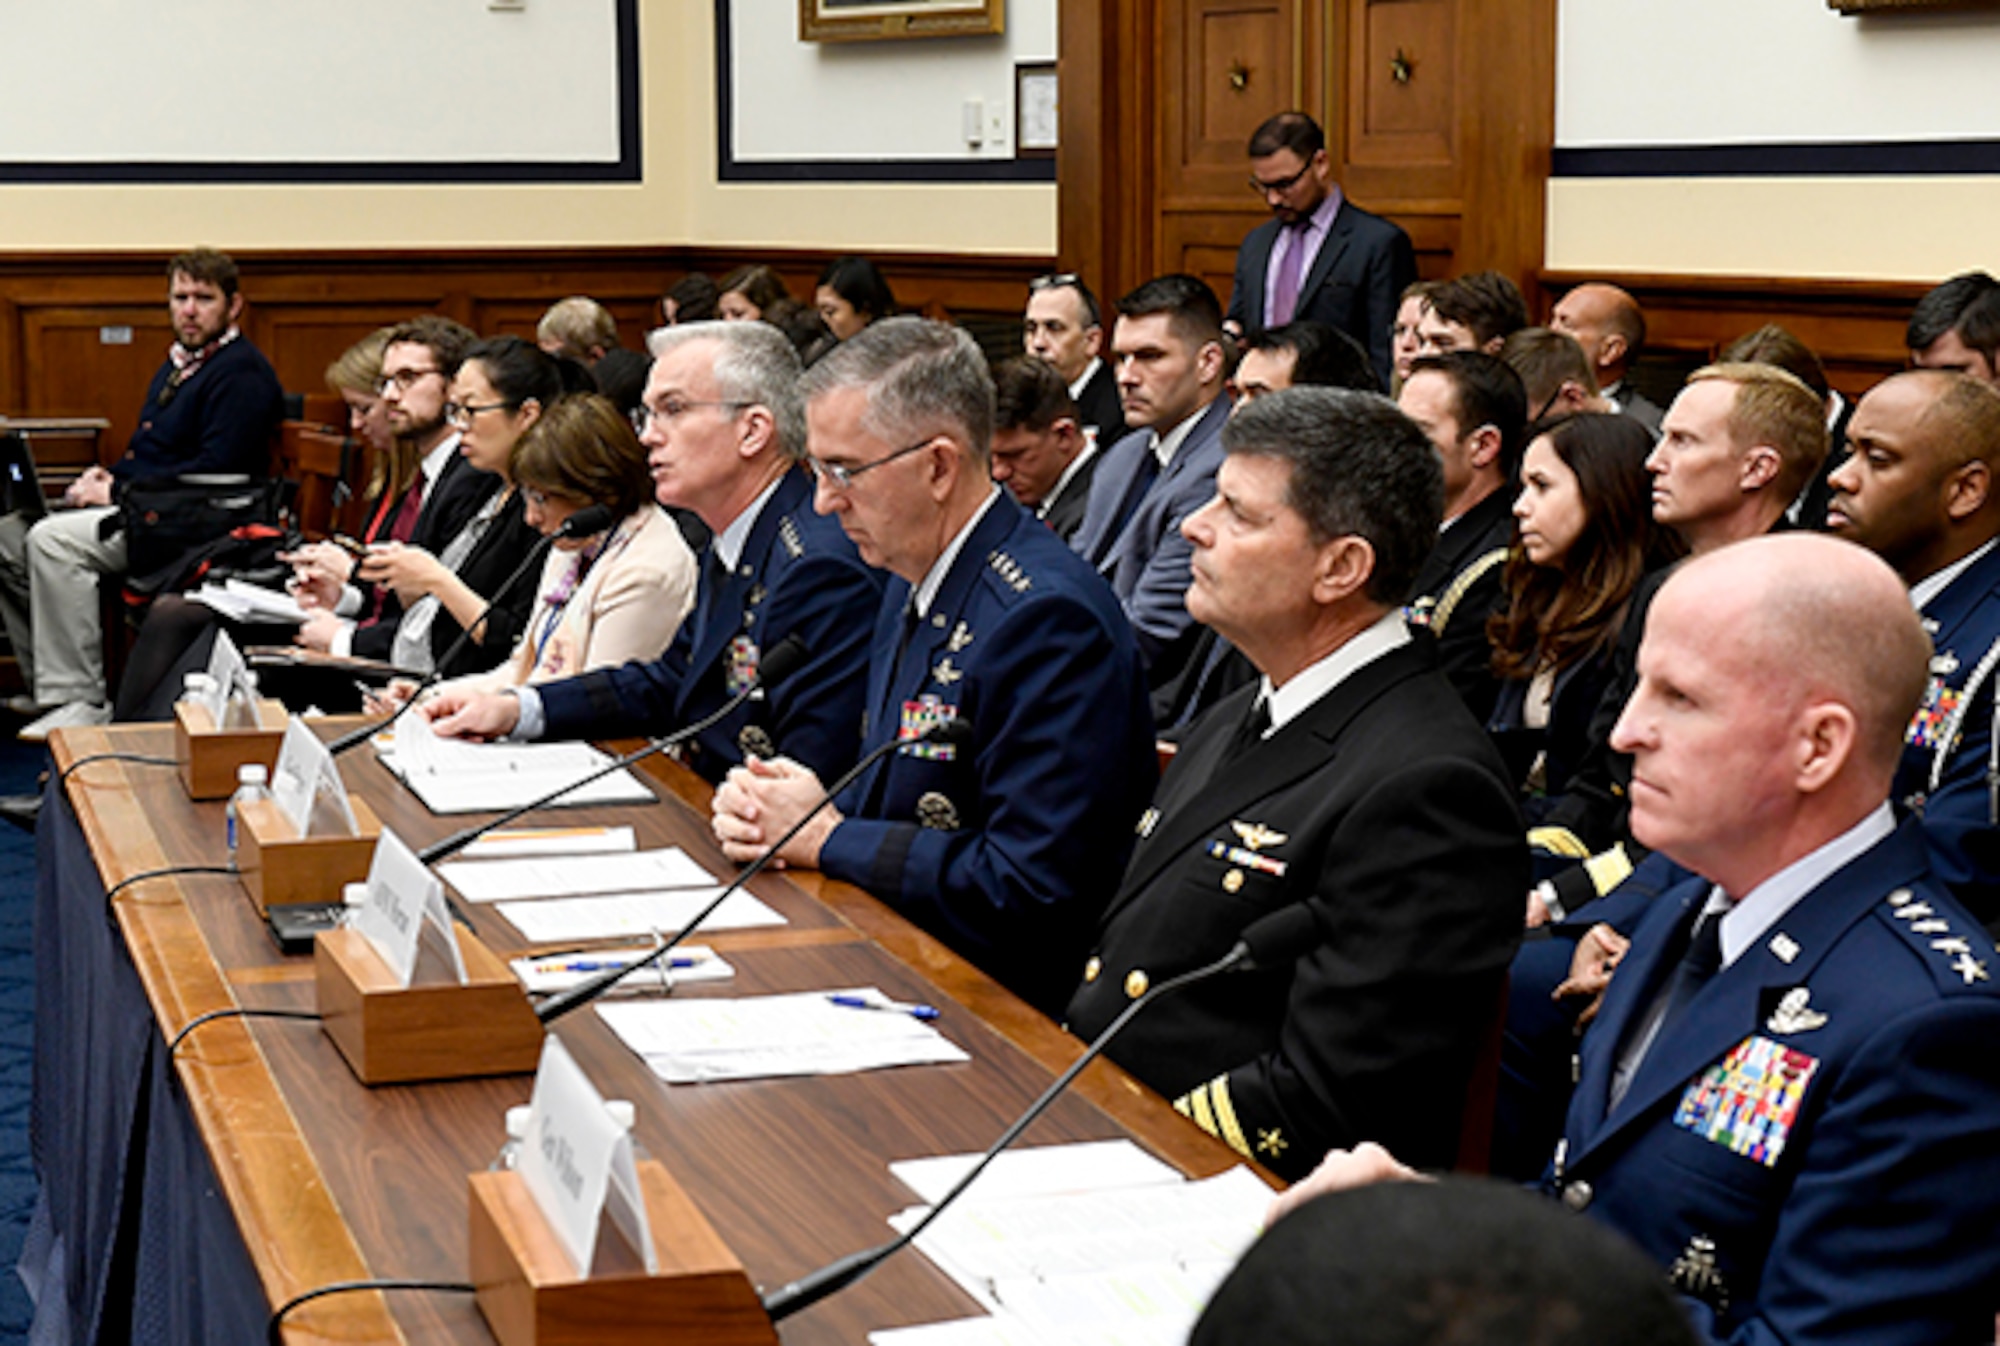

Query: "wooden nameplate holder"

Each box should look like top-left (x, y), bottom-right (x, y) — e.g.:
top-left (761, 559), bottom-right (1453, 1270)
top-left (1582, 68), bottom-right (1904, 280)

top-left (173, 697), bottom-right (287, 799)
top-left (469, 1161), bottom-right (779, 1346)
top-left (234, 795), bottom-right (381, 915)
top-left (315, 923), bottom-right (544, 1085)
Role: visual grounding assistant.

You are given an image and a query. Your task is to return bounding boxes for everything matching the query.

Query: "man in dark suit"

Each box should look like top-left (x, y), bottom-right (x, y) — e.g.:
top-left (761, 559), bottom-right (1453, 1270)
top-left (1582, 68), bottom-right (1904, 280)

top-left (1281, 535), bottom-right (2000, 1344)
top-left (1551, 281), bottom-right (1665, 435)
top-left (711, 318), bottom-right (1155, 1016)
top-left (1225, 112), bottom-right (1415, 390)
top-left (1072, 275), bottom-right (1233, 686)
top-left (989, 357), bottom-right (1099, 542)
top-left (1064, 388), bottom-right (1527, 1179)
top-left (1023, 272), bottom-right (1126, 443)
top-left (1398, 351), bottom-right (1527, 723)
top-left (1908, 270), bottom-right (2000, 386)
top-left (1828, 369), bottom-right (2000, 928)
top-left (426, 321), bottom-right (883, 785)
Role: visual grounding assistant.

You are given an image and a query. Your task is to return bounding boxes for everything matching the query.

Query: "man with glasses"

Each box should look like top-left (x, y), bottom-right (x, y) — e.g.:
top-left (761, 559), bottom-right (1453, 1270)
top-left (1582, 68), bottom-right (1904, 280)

top-left (1023, 272), bottom-right (1126, 443)
top-left (1224, 111), bottom-right (1415, 391)
top-left (291, 315), bottom-right (493, 666)
top-left (708, 318), bottom-right (1155, 1016)
top-left (10, 248), bottom-right (285, 739)
top-left (427, 321), bottom-right (881, 785)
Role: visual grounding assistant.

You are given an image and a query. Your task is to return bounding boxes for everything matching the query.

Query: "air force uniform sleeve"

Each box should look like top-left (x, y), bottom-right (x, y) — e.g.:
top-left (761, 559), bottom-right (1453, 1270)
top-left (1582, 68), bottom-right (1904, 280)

top-left (535, 466), bottom-right (883, 783)
top-left (1548, 821), bottom-right (2000, 1344)
top-left (818, 492), bottom-right (1157, 1016)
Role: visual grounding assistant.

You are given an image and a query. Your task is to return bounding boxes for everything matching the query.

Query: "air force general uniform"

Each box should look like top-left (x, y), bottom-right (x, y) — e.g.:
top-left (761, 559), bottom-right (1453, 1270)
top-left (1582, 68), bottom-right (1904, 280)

top-left (818, 489), bottom-right (1156, 1016)
top-left (1547, 816), bottom-right (2000, 1344)
top-left (533, 466), bottom-right (883, 783)
top-left (1064, 621), bottom-right (1527, 1180)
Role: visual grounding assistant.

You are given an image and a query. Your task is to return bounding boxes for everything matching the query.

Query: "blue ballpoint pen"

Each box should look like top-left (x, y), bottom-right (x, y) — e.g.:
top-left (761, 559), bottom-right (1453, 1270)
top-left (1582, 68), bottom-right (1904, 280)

top-left (827, 993), bottom-right (941, 1021)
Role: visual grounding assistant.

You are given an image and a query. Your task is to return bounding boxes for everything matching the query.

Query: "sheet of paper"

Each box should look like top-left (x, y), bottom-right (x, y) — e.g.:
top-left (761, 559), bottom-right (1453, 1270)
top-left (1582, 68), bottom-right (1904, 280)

top-left (385, 713), bottom-right (654, 814)
top-left (494, 889), bottom-right (785, 943)
top-left (459, 825), bottom-right (637, 859)
top-left (439, 847), bottom-right (719, 903)
top-left (597, 986), bottom-right (968, 1084)
top-left (510, 944), bottom-right (733, 994)
top-left (191, 578), bottom-right (309, 625)
top-left (890, 1141), bottom-right (1181, 1208)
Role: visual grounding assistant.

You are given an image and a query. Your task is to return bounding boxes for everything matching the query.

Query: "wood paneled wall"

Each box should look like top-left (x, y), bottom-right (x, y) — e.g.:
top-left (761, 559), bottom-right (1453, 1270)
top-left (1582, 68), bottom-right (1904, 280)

top-left (0, 248), bottom-right (1054, 459)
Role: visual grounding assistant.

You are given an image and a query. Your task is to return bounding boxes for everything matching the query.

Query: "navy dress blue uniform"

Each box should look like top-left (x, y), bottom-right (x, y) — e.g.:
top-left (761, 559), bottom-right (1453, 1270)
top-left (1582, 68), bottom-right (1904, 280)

top-left (1898, 540), bottom-right (2000, 930)
top-left (534, 467), bottom-right (883, 783)
top-left (1405, 487), bottom-right (1512, 723)
top-left (1546, 820), bottom-right (2000, 1344)
top-left (818, 491), bottom-right (1156, 1016)
top-left (1065, 637), bottom-right (1528, 1180)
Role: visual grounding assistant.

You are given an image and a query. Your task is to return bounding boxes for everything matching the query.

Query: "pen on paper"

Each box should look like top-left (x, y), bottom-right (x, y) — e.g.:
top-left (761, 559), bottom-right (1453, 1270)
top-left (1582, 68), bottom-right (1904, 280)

top-left (828, 993), bottom-right (941, 1021)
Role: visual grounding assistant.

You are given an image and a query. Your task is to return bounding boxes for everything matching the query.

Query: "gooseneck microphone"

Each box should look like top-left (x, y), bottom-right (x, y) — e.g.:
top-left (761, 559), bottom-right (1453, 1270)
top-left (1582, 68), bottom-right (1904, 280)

top-left (328, 504), bottom-right (617, 755)
top-left (759, 901), bottom-right (1323, 1323)
top-left (417, 632), bottom-right (810, 867)
top-left (534, 716), bottom-right (974, 1026)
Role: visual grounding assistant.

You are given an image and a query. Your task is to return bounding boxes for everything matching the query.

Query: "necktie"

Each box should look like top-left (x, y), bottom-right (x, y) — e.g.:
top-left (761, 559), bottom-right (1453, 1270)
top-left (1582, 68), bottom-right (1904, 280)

top-left (689, 548), bottom-right (730, 653)
top-left (1655, 908), bottom-right (1725, 1040)
top-left (1103, 449), bottom-right (1162, 551)
top-left (1268, 223), bottom-right (1309, 327)
top-left (363, 474), bottom-right (428, 627)
top-left (1222, 694), bottom-right (1271, 764)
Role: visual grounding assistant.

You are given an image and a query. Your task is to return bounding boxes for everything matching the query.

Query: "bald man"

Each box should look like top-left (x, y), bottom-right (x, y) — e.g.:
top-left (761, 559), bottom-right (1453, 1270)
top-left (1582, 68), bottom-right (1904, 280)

top-left (1552, 282), bottom-right (1663, 434)
top-left (1828, 369), bottom-right (2000, 926)
top-left (1280, 535), bottom-right (2000, 1344)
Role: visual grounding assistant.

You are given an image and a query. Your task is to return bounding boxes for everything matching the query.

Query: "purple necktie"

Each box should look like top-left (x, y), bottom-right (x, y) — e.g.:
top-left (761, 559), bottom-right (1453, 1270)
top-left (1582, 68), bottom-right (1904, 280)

top-left (1268, 223), bottom-right (1308, 327)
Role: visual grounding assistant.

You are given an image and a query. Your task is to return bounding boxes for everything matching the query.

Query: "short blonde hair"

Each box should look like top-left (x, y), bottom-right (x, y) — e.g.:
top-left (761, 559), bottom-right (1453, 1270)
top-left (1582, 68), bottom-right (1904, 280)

top-left (1687, 361), bottom-right (1828, 504)
top-left (536, 296), bottom-right (619, 361)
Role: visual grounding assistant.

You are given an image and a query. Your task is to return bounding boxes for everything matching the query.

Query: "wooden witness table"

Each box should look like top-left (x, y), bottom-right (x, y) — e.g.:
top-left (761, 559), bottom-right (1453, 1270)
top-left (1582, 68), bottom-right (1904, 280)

top-left (42, 720), bottom-right (1261, 1344)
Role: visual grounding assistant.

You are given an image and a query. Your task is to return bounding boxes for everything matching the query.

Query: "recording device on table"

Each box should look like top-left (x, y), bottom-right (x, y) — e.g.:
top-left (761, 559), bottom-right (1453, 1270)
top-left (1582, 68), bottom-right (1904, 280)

top-left (267, 623), bottom-right (806, 955)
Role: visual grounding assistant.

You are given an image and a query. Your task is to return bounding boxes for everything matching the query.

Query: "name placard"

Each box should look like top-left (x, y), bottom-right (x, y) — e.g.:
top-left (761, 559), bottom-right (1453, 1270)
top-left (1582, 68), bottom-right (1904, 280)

top-left (272, 716), bottom-right (359, 838)
top-left (352, 827), bottom-right (464, 988)
top-left (519, 1037), bottom-right (656, 1277)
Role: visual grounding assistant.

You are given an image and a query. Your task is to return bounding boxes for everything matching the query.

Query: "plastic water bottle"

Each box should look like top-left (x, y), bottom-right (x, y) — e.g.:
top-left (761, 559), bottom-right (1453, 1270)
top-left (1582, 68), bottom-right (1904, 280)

top-left (178, 672), bottom-right (214, 708)
top-left (489, 1105), bottom-right (533, 1171)
top-left (605, 1099), bottom-right (652, 1163)
top-left (225, 764), bottom-right (271, 864)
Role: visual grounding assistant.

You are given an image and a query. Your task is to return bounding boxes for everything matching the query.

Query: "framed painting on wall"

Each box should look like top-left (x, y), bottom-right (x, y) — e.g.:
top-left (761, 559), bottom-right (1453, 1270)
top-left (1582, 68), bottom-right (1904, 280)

top-left (799, 0), bottom-right (1004, 42)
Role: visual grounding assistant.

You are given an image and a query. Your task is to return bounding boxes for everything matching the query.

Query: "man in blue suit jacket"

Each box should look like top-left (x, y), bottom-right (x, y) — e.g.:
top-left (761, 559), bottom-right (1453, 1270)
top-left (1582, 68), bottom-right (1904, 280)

top-left (1828, 369), bottom-right (2000, 929)
top-left (1071, 275), bottom-right (1231, 688)
top-left (1269, 535), bottom-right (2000, 1344)
top-left (712, 318), bottom-right (1156, 1015)
top-left (1225, 112), bottom-right (1415, 390)
top-left (426, 321), bottom-right (882, 784)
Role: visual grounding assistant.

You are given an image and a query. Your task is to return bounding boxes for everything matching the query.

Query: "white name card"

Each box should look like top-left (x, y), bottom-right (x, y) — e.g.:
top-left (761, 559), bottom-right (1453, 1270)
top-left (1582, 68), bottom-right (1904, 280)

top-left (271, 716), bottom-right (358, 838)
top-left (201, 628), bottom-right (248, 728)
top-left (352, 827), bottom-right (465, 988)
top-left (519, 1037), bottom-right (657, 1277)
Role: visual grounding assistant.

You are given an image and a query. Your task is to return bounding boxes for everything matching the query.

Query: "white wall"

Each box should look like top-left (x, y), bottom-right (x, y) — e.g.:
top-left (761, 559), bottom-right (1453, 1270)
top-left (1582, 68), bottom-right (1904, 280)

top-left (728, 0), bottom-right (1057, 161)
top-left (0, 0), bottom-right (621, 164)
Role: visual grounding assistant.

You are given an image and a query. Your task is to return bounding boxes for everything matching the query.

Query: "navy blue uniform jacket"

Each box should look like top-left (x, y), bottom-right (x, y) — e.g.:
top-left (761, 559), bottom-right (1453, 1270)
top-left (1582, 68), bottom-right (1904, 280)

top-left (1548, 821), bottom-right (2000, 1343)
top-left (536, 466), bottom-right (883, 783)
top-left (820, 491), bottom-right (1156, 1016)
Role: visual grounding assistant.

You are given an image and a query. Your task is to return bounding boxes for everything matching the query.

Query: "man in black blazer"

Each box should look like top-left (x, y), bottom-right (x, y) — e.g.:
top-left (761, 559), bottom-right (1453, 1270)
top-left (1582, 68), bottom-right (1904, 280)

top-left (1023, 272), bottom-right (1127, 443)
top-left (1064, 388), bottom-right (1527, 1180)
top-left (990, 357), bottom-right (1100, 542)
top-left (1225, 112), bottom-right (1416, 391)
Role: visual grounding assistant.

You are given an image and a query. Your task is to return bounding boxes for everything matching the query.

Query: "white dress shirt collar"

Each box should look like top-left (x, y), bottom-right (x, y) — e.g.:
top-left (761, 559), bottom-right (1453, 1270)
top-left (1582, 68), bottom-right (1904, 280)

top-left (712, 474), bottom-right (786, 573)
top-left (1911, 537), bottom-right (1996, 615)
top-left (1713, 801), bottom-right (1897, 966)
top-left (1254, 609), bottom-right (1411, 736)
top-left (914, 487), bottom-right (1002, 618)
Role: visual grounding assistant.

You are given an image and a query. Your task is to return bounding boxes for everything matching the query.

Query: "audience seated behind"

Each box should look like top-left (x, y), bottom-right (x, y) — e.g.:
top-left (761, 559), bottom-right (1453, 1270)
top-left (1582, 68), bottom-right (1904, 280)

top-left (1717, 323), bottom-right (1847, 529)
top-left (535, 295), bottom-right (621, 363)
top-left (375, 392), bottom-right (696, 712)
top-left (1908, 270), bottom-right (2000, 386)
top-left (1386, 279), bottom-right (1435, 393)
top-left (660, 271), bottom-right (719, 327)
top-left (1500, 326), bottom-right (1609, 424)
top-left (1550, 281), bottom-right (1664, 434)
top-left (1416, 270), bottom-right (1528, 360)
top-left (813, 255), bottom-right (898, 345)
top-left (989, 356), bottom-right (1098, 542)
top-left (1488, 413), bottom-right (1683, 877)
top-left (1022, 271), bottom-right (1128, 444)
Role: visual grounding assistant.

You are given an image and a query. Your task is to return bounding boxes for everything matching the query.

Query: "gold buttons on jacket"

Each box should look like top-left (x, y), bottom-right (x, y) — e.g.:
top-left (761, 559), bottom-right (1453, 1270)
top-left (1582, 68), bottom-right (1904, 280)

top-left (1561, 1180), bottom-right (1594, 1211)
top-left (1083, 956), bottom-right (1102, 983)
top-left (1125, 969), bottom-right (1149, 999)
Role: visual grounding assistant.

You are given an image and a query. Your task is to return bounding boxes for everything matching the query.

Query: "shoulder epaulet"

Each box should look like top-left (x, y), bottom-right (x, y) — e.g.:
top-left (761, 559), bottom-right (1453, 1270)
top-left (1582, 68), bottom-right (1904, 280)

top-left (986, 548), bottom-right (1032, 595)
top-left (1431, 546), bottom-right (1509, 637)
top-left (1883, 886), bottom-right (1996, 991)
top-left (776, 514), bottom-right (805, 559)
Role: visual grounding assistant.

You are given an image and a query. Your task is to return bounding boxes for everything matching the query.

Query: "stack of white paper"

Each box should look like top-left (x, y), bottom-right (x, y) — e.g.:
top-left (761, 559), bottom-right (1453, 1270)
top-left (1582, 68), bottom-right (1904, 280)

top-left (440, 847), bottom-right (720, 902)
top-left (867, 1146), bottom-right (1271, 1346)
top-left (458, 825), bottom-right (637, 858)
top-left (597, 986), bottom-right (969, 1083)
top-left (495, 889), bottom-right (784, 943)
top-left (191, 577), bottom-right (309, 625)
top-left (384, 713), bottom-right (655, 813)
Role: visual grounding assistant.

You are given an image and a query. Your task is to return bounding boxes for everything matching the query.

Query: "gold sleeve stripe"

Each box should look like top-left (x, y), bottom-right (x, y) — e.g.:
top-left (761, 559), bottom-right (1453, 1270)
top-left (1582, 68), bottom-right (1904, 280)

top-left (1584, 843), bottom-right (1635, 897)
top-left (1208, 1076), bottom-right (1253, 1160)
top-left (1176, 1084), bottom-right (1218, 1138)
top-left (1527, 826), bottom-right (1592, 859)
top-left (1431, 548), bottom-right (1509, 636)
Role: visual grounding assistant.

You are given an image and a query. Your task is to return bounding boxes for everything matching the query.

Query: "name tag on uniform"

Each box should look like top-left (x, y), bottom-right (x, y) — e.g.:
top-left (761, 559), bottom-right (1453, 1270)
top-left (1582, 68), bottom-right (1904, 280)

top-left (1673, 1034), bottom-right (1818, 1168)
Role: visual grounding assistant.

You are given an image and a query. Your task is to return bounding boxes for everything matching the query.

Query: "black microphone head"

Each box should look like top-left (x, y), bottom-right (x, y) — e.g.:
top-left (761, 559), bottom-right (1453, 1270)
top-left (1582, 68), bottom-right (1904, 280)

top-left (556, 503), bottom-right (617, 539)
top-left (922, 717), bottom-right (973, 747)
top-left (1236, 903), bottom-right (1321, 970)
top-left (757, 633), bottom-right (811, 690)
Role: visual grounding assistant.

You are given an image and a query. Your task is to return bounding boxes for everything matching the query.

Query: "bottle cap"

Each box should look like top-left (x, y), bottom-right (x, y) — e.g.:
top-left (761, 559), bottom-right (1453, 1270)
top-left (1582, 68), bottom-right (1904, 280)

top-left (605, 1100), bottom-right (636, 1132)
top-left (237, 764), bottom-right (268, 786)
top-left (504, 1105), bottom-right (532, 1140)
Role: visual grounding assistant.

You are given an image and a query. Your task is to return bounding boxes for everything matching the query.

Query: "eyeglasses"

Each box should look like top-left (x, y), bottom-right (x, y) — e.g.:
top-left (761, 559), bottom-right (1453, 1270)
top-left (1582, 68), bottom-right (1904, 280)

top-left (1248, 164), bottom-right (1312, 197)
top-left (1029, 272), bottom-right (1081, 293)
top-left (375, 367), bottom-right (443, 395)
top-left (521, 486), bottom-right (580, 510)
top-left (443, 399), bottom-right (517, 427)
top-left (806, 436), bottom-right (937, 490)
top-left (629, 398), bottom-right (747, 435)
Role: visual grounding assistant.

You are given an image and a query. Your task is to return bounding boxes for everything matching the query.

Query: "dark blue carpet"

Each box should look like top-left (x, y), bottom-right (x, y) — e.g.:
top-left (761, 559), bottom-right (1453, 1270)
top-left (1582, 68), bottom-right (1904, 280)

top-left (0, 737), bottom-right (46, 1342)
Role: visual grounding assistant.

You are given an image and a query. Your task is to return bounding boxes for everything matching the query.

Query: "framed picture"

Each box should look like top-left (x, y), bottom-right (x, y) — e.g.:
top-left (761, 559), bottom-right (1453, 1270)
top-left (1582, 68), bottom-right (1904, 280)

top-left (1016, 63), bottom-right (1058, 157)
top-left (799, 0), bottom-right (1005, 42)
